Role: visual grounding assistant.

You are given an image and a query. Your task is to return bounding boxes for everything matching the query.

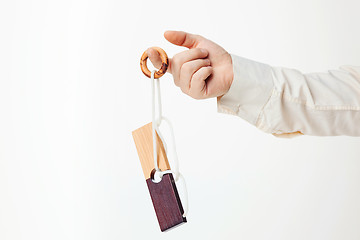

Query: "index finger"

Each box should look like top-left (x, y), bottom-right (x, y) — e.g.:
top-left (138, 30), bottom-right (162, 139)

top-left (147, 48), bottom-right (173, 74)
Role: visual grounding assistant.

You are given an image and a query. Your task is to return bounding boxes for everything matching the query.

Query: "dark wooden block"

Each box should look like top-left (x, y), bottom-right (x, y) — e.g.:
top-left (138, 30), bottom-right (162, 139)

top-left (146, 173), bottom-right (187, 231)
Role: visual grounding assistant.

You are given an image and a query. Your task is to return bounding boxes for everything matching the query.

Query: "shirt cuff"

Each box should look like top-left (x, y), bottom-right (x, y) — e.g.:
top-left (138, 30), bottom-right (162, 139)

top-left (217, 54), bottom-right (274, 126)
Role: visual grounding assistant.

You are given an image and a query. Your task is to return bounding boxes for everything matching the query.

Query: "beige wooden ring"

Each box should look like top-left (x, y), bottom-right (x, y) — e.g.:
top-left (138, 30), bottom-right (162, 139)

top-left (140, 47), bottom-right (169, 79)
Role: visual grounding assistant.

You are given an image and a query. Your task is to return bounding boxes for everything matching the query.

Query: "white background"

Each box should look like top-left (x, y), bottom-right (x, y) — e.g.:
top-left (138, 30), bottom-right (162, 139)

top-left (1, 0), bottom-right (360, 239)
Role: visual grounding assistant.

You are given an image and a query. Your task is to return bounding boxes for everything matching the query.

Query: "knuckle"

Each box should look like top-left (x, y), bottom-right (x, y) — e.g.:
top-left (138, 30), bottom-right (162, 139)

top-left (171, 64), bottom-right (181, 75)
top-left (192, 95), bottom-right (201, 100)
top-left (190, 74), bottom-right (198, 83)
top-left (181, 62), bottom-right (192, 73)
top-left (195, 48), bottom-right (203, 55)
top-left (204, 67), bottom-right (212, 75)
top-left (180, 83), bottom-right (190, 94)
top-left (195, 34), bottom-right (203, 40)
top-left (196, 47), bottom-right (206, 55)
top-left (172, 56), bottom-right (180, 67)
top-left (188, 89), bottom-right (202, 100)
top-left (173, 78), bottom-right (180, 87)
top-left (180, 87), bottom-right (189, 95)
top-left (200, 60), bottom-right (209, 67)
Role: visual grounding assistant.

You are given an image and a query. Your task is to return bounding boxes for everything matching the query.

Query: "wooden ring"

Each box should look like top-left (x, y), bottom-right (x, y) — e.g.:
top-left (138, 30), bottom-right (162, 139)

top-left (140, 47), bottom-right (169, 79)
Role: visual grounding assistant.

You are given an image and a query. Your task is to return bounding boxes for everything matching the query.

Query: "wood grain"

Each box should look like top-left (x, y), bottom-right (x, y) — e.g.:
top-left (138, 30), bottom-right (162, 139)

top-left (132, 122), bottom-right (170, 179)
top-left (146, 173), bottom-right (187, 232)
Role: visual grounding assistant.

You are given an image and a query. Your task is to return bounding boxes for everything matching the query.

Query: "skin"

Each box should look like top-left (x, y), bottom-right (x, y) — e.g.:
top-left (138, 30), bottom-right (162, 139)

top-left (147, 31), bottom-right (234, 100)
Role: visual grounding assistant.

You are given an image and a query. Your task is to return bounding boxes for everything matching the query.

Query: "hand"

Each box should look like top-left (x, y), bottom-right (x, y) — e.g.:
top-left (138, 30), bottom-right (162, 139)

top-left (147, 31), bottom-right (233, 99)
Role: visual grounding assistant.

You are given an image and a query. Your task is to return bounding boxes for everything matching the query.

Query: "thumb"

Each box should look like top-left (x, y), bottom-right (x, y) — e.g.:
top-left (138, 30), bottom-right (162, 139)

top-left (164, 31), bottom-right (202, 49)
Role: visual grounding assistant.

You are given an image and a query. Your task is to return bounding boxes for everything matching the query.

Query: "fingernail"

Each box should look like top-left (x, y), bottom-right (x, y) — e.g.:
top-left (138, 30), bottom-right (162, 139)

top-left (200, 48), bottom-right (207, 54)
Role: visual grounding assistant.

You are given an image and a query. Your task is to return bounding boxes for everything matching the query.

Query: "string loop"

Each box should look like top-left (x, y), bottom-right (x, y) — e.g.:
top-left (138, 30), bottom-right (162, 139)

top-left (150, 70), bottom-right (188, 217)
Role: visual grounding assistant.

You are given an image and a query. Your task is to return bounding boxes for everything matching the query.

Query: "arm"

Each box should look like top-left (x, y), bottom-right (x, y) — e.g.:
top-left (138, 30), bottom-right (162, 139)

top-left (218, 54), bottom-right (360, 137)
top-left (148, 31), bottom-right (360, 137)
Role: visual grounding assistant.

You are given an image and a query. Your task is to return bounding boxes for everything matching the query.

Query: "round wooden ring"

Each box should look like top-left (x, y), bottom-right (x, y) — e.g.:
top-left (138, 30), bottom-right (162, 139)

top-left (140, 47), bottom-right (169, 79)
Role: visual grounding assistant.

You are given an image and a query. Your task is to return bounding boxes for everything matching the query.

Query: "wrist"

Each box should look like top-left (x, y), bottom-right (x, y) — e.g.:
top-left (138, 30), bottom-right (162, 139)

top-left (218, 53), bottom-right (234, 99)
top-left (217, 54), bottom-right (274, 125)
top-left (225, 54), bottom-right (234, 93)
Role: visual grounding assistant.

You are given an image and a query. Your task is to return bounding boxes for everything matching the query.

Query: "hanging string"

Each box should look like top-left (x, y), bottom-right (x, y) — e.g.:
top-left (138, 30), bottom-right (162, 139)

top-left (150, 70), bottom-right (188, 217)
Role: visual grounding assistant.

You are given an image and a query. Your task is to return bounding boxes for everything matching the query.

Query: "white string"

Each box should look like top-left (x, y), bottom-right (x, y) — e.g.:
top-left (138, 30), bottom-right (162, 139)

top-left (150, 70), bottom-right (189, 217)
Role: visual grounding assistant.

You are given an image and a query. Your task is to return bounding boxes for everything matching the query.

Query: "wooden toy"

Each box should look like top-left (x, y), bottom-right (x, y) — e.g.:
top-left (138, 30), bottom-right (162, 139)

top-left (132, 47), bottom-right (187, 232)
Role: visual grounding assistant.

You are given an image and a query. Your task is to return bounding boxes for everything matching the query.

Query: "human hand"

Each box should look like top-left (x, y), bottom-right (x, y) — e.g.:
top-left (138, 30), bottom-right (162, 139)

top-left (147, 31), bottom-right (233, 99)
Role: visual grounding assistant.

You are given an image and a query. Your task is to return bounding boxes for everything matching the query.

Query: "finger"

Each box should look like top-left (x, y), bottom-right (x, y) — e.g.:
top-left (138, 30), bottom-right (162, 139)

top-left (189, 66), bottom-right (213, 99)
top-left (164, 31), bottom-right (203, 49)
top-left (172, 48), bottom-right (208, 83)
top-left (146, 48), bottom-right (162, 69)
top-left (178, 59), bottom-right (211, 90)
top-left (147, 48), bottom-right (173, 74)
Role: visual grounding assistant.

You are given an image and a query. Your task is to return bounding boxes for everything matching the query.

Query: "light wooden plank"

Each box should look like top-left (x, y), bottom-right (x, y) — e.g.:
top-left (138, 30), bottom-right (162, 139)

top-left (132, 122), bottom-right (170, 179)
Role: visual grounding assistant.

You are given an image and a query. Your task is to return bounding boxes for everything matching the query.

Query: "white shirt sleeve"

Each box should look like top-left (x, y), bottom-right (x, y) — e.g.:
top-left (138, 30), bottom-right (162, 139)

top-left (217, 54), bottom-right (360, 138)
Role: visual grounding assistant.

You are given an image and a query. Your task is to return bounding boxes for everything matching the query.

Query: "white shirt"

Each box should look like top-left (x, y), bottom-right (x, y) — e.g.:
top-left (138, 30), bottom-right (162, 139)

top-left (217, 54), bottom-right (360, 138)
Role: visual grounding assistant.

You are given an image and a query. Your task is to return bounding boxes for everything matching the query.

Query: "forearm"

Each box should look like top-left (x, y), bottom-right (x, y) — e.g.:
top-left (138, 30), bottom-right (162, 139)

top-left (218, 54), bottom-right (360, 137)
